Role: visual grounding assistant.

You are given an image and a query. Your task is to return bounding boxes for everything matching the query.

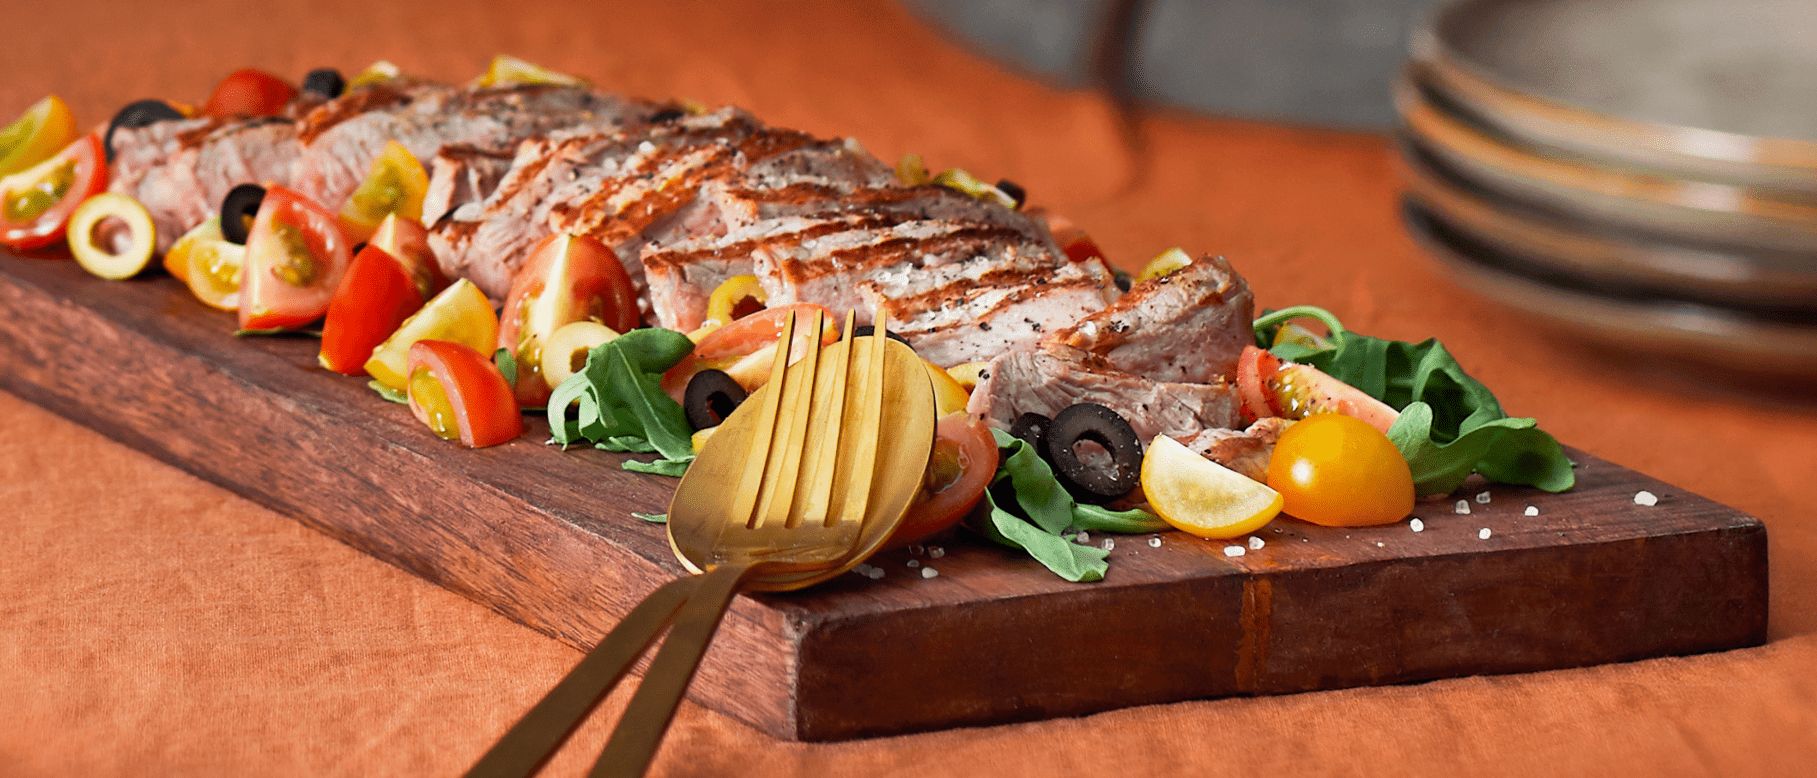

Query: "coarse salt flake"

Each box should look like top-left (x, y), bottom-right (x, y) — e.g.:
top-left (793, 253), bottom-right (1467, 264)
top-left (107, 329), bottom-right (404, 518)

top-left (1248, 536), bottom-right (1265, 550)
top-left (929, 547), bottom-right (945, 559)
top-left (1410, 518), bottom-right (1425, 532)
top-left (1076, 531), bottom-right (1090, 545)
top-left (908, 544), bottom-right (925, 555)
top-left (920, 567), bottom-right (938, 579)
top-left (1476, 491), bottom-right (1492, 504)
top-left (1634, 490), bottom-right (1659, 506)
top-left (1148, 536), bottom-right (1163, 548)
top-left (1455, 500), bottom-right (1472, 515)
top-left (1478, 527), bottom-right (1492, 540)
top-left (906, 559), bottom-right (920, 568)
top-left (1223, 545), bottom-right (1247, 557)
top-left (1101, 538), bottom-right (1116, 551)
top-left (1524, 505), bottom-right (1539, 517)
top-left (867, 567), bottom-right (885, 580)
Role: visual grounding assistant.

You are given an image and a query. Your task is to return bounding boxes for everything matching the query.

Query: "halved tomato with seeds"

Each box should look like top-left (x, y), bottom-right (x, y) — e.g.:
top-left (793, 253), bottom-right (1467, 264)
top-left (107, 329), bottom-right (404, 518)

top-left (1235, 345), bottom-right (1399, 433)
top-left (0, 133), bottom-right (106, 251)
top-left (238, 186), bottom-right (352, 331)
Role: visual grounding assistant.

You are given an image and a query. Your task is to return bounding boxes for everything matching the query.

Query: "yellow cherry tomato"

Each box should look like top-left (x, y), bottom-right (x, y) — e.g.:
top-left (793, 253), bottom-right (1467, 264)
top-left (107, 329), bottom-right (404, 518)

top-left (1266, 413), bottom-right (1414, 527)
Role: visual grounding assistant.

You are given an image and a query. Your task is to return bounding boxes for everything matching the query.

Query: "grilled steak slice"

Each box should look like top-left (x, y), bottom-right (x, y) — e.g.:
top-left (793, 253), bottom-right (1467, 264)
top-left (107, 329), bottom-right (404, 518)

top-left (291, 81), bottom-right (660, 220)
top-left (1173, 417), bottom-right (1291, 482)
top-left (866, 255), bottom-right (1119, 368)
top-left (421, 144), bottom-right (516, 225)
top-left (1045, 253), bottom-right (1253, 383)
top-left (107, 115), bottom-right (301, 253)
top-left (966, 347), bottom-right (1242, 441)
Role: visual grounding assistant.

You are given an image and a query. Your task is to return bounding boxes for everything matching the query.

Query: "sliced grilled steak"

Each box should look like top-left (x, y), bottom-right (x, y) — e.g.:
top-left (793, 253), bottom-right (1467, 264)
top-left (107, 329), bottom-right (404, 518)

top-left (966, 347), bottom-right (1242, 441)
top-left (1173, 417), bottom-right (1291, 482)
top-left (107, 115), bottom-right (301, 253)
top-left (1045, 253), bottom-right (1254, 383)
top-left (291, 81), bottom-right (660, 221)
top-left (421, 144), bottom-right (516, 225)
top-left (867, 256), bottom-right (1119, 368)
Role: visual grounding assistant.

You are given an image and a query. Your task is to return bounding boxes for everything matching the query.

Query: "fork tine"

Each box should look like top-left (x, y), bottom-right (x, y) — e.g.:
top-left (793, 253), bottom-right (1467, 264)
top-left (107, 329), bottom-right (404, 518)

top-left (794, 311), bottom-right (856, 528)
top-left (728, 310), bottom-right (795, 528)
top-left (835, 311), bottom-right (890, 528)
top-left (753, 308), bottom-right (823, 529)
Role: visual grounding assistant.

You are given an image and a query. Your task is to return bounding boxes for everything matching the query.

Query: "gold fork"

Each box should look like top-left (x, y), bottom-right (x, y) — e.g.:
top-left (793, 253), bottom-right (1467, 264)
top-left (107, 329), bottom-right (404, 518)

top-left (465, 310), bottom-right (934, 778)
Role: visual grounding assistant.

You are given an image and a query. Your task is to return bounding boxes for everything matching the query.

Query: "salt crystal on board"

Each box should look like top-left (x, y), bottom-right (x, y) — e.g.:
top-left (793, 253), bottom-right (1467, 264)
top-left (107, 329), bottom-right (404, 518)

top-left (1224, 545), bottom-right (1246, 557)
top-left (1455, 500), bottom-right (1471, 515)
top-left (1524, 506), bottom-right (1539, 516)
top-left (1410, 518), bottom-right (1425, 532)
top-left (1248, 536), bottom-right (1265, 550)
top-left (1479, 528), bottom-right (1492, 540)
top-left (1634, 490), bottom-right (1659, 506)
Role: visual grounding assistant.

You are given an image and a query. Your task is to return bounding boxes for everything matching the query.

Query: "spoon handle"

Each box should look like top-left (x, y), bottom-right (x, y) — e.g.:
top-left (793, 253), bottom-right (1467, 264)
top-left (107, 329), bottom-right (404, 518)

top-left (463, 575), bottom-right (698, 778)
top-left (589, 562), bottom-right (756, 778)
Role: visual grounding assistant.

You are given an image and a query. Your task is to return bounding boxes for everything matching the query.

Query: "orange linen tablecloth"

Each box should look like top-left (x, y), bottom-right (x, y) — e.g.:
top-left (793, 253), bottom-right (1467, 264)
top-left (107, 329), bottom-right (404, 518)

top-left (5, 1), bottom-right (1815, 775)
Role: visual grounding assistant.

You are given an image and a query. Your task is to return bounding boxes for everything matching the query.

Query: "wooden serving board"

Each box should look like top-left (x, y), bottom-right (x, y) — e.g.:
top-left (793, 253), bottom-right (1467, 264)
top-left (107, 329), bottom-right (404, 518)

top-left (0, 250), bottom-right (1768, 742)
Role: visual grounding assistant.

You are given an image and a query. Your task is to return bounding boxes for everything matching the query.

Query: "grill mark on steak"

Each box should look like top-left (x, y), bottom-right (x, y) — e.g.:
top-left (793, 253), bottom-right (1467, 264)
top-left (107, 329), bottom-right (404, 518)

top-left (294, 82), bottom-right (419, 144)
top-left (769, 225), bottom-right (1031, 284)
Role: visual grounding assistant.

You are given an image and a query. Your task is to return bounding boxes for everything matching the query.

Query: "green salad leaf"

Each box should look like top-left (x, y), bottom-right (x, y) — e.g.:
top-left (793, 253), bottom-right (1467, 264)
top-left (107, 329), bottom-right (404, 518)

top-left (967, 429), bottom-right (1165, 582)
top-left (546, 328), bottom-right (697, 475)
top-left (1253, 305), bottom-right (1573, 496)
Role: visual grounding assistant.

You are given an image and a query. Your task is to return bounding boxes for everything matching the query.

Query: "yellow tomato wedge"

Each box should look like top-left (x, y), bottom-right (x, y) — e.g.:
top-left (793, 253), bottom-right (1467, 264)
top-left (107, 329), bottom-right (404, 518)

top-left (471, 55), bottom-right (587, 88)
top-left (165, 217), bottom-right (245, 310)
top-left (926, 360), bottom-right (970, 415)
top-left (0, 95), bottom-right (79, 177)
top-left (1141, 434), bottom-right (1283, 539)
top-left (364, 279), bottom-right (498, 391)
top-left (1136, 248), bottom-right (1192, 283)
top-left (946, 361), bottom-right (989, 393)
top-left (347, 60), bottom-right (402, 90)
top-left (338, 140), bottom-right (429, 244)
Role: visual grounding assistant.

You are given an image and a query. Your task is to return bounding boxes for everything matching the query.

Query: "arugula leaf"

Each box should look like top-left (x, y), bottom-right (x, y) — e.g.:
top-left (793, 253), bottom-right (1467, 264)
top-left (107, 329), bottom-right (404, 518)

top-left (1254, 305), bottom-right (1573, 496)
top-left (493, 347), bottom-right (517, 388)
top-left (546, 328), bottom-right (697, 475)
top-left (965, 429), bottom-right (1165, 582)
top-left (368, 380), bottom-right (408, 405)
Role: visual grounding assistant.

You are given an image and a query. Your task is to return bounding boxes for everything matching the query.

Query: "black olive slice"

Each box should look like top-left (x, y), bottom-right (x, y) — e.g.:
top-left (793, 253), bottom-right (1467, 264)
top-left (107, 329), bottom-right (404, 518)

top-left (103, 100), bottom-right (186, 163)
top-left (994, 178), bottom-right (1027, 209)
top-left (649, 107), bottom-right (686, 123)
top-left (1008, 412), bottom-right (1050, 452)
top-left (684, 369), bottom-right (749, 431)
top-left (1042, 403), bottom-right (1142, 503)
top-left (219, 184), bottom-right (266, 245)
top-left (1113, 269), bottom-right (1133, 292)
top-left (302, 68), bottom-right (346, 99)
top-left (848, 325), bottom-right (913, 349)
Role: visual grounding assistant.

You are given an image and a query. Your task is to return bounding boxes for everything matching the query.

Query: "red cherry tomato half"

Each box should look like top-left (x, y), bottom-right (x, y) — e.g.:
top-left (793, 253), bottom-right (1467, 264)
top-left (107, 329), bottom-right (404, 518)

top-left (498, 233), bottom-right (641, 406)
top-left (889, 412), bottom-right (998, 548)
top-left (318, 245), bottom-right (426, 375)
top-left (202, 68), bottom-right (297, 118)
top-left (238, 185), bottom-right (353, 331)
top-left (406, 339), bottom-right (525, 448)
top-left (1235, 345), bottom-right (1400, 433)
top-left (0, 133), bottom-right (107, 251)
top-left (659, 303), bottom-right (839, 403)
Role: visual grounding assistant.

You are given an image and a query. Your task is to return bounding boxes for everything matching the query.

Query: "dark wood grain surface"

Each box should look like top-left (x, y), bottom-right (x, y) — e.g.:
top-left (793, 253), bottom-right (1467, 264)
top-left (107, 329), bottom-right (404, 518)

top-left (0, 249), bottom-right (1768, 741)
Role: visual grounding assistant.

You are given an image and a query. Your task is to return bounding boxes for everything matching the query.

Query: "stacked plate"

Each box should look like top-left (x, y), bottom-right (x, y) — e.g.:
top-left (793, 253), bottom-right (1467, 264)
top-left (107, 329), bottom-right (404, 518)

top-left (1394, 0), bottom-right (1817, 374)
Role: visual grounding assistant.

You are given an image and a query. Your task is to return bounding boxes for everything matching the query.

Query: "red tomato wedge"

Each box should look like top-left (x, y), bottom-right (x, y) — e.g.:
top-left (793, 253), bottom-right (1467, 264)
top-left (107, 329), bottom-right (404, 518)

top-left (1235, 345), bottom-right (1400, 433)
top-left (238, 186), bottom-right (353, 331)
top-left (202, 68), bottom-right (296, 118)
top-left (406, 340), bottom-right (524, 448)
top-left (890, 412), bottom-right (997, 548)
top-left (318, 245), bottom-right (426, 375)
top-left (498, 233), bottom-right (641, 406)
top-left (0, 133), bottom-right (107, 251)
top-left (366, 212), bottom-right (447, 300)
top-left (660, 303), bottom-right (840, 403)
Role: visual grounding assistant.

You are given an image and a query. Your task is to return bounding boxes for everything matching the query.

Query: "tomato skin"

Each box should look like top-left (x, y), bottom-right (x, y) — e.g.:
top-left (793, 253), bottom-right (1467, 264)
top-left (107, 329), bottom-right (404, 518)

top-left (202, 68), bottom-right (296, 118)
top-left (889, 412), bottom-right (997, 548)
top-left (366, 212), bottom-right (447, 300)
top-left (1265, 413), bottom-right (1414, 527)
top-left (498, 233), bottom-right (641, 406)
top-left (237, 186), bottom-right (353, 331)
top-left (660, 303), bottom-right (839, 403)
top-left (1235, 345), bottom-right (1400, 433)
top-left (318, 245), bottom-right (426, 375)
top-left (0, 133), bottom-right (107, 251)
top-left (0, 95), bottom-right (80, 177)
top-left (406, 340), bottom-right (525, 448)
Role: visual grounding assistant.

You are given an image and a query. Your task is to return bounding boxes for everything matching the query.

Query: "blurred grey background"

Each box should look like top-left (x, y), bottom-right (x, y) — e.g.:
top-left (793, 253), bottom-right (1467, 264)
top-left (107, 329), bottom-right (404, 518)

top-left (901, 0), bottom-right (1445, 130)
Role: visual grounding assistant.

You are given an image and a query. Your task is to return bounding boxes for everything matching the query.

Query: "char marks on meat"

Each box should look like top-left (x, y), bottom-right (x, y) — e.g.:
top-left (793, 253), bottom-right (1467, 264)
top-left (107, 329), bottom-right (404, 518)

top-left (1047, 253), bottom-right (1253, 384)
top-left (291, 81), bottom-right (663, 223)
top-left (421, 145), bottom-right (516, 225)
top-left (107, 115), bottom-right (301, 253)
